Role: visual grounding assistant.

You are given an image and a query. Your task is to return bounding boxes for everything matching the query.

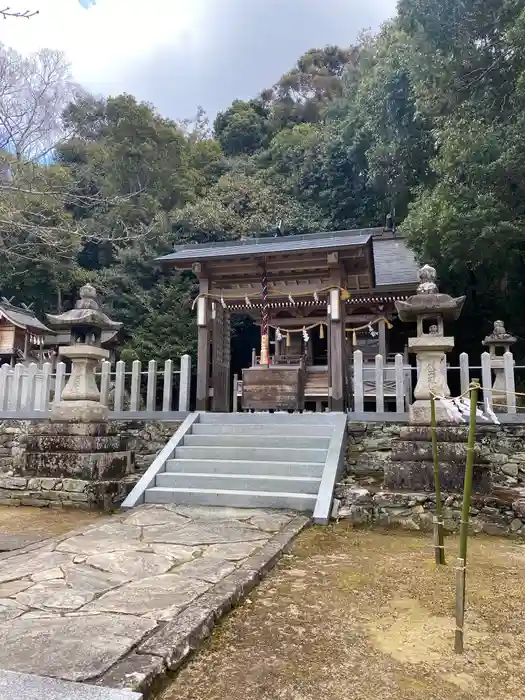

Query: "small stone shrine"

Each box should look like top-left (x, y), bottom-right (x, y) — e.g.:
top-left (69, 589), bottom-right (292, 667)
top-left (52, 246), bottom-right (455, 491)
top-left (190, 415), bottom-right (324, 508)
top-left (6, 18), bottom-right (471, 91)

top-left (483, 320), bottom-right (517, 412)
top-left (16, 285), bottom-right (134, 509)
top-left (384, 265), bottom-right (490, 493)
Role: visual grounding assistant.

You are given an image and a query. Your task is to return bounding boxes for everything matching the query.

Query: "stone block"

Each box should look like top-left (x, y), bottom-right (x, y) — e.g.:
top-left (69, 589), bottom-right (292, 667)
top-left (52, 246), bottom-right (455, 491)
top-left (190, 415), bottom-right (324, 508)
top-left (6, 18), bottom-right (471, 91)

top-left (383, 460), bottom-right (491, 493)
top-left (399, 426), bottom-right (469, 442)
top-left (197, 569), bottom-right (259, 618)
top-left (24, 435), bottom-right (125, 453)
top-left (502, 463), bottom-right (519, 477)
top-left (512, 499), bottom-right (525, 518)
top-left (23, 452), bottom-right (131, 480)
top-left (0, 670), bottom-right (142, 700)
top-left (0, 477), bottom-right (27, 489)
top-left (62, 479), bottom-right (89, 493)
top-left (138, 604), bottom-right (215, 671)
top-left (487, 453), bottom-right (510, 465)
top-left (97, 653), bottom-right (165, 695)
top-left (391, 440), bottom-right (487, 464)
top-left (28, 422), bottom-right (120, 437)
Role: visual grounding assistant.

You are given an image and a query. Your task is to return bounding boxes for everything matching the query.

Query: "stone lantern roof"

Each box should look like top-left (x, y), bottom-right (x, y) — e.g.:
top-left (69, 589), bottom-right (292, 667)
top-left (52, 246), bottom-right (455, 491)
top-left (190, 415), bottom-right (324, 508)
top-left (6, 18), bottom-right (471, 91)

top-left (46, 284), bottom-right (122, 332)
top-left (483, 320), bottom-right (517, 348)
top-left (394, 264), bottom-right (465, 322)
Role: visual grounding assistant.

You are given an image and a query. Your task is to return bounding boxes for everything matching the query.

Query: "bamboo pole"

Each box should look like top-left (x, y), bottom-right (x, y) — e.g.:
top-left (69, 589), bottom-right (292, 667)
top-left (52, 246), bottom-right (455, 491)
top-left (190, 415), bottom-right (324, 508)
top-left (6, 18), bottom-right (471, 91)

top-left (430, 395), bottom-right (445, 565)
top-left (455, 380), bottom-right (479, 654)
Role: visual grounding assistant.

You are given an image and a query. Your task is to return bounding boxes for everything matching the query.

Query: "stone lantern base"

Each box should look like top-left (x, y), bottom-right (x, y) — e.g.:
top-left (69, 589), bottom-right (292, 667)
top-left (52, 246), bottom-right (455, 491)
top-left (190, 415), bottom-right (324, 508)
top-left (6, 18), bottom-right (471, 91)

top-left (51, 400), bottom-right (109, 423)
top-left (18, 420), bottom-right (134, 510)
top-left (383, 426), bottom-right (491, 493)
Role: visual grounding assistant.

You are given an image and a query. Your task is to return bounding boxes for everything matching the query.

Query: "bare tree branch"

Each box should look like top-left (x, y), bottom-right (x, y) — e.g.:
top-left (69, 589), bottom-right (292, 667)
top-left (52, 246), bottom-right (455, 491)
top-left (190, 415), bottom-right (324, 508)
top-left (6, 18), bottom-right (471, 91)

top-left (0, 43), bottom-right (82, 161)
top-left (0, 7), bottom-right (38, 19)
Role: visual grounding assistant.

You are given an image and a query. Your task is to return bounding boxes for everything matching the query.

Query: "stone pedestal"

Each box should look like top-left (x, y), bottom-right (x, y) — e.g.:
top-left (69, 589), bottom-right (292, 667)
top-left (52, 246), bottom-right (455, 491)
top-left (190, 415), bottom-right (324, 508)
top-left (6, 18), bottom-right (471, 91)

top-left (52, 344), bottom-right (109, 422)
top-left (408, 335), bottom-right (454, 424)
top-left (18, 421), bottom-right (134, 510)
top-left (383, 426), bottom-right (491, 493)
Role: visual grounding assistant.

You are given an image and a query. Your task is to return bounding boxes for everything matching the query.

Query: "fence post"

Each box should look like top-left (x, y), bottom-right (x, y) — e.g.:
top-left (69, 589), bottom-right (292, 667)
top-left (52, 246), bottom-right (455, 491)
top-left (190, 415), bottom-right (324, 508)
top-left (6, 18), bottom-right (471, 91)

top-left (504, 351), bottom-right (516, 414)
top-left (130, 360), bottom-right (141, 411)
top-left (0, 364), bottom-right (9, 411)
top-left (459, 352), bottom-right (469, 397)
top-left (162, 359), bottom-right (173, 412)
top-left (481, 351), bottom-right (492, 413)
top-left (12, 363), bottom-right (25, 411)
top-left (40, 362), bottom-right (52, 412)
top-left (100, 360), bottom-right (111, 407)
top-left (25, 362), bottom-right (38, 410)
top-left (178, 354), bottom-right (191, 412)
top-left (114, 360), bottom-right (125, 412)
top-left (146, 359), bottom-right (157, 412)
top-left (54, 362), bottom-right (66, 405)
top-left (375, 354), bottom-right (384, 413)
top-left (232, 373), bottom-right (238, 412)
top-left (395, 354), bottom-right (405, 413)
top-left (353, 350), bottom-right (364, 413)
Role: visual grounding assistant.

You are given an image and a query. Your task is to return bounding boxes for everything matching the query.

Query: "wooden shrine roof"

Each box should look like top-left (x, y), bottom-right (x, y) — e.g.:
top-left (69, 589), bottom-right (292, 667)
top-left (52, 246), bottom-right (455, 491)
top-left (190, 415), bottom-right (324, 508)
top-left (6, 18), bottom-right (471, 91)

top-left (157, 227), bottom-right (419, 293)
top-left (0, 300), bottom-right (53, 334)
top-left (158, 228), bottom-right (374, 262)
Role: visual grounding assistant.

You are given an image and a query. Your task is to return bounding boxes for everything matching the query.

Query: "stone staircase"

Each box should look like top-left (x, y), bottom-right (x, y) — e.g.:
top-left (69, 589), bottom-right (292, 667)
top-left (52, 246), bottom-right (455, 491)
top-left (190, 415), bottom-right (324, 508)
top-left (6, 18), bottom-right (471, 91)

top-left (125, 412), bottom-right (347, 522)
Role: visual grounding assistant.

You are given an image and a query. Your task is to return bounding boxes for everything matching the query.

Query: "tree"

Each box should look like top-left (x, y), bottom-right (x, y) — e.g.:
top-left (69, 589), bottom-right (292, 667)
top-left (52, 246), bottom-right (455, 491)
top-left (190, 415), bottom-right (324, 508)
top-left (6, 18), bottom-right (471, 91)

top-left (214, 100), bottom-right (271, 156)
top-left (171, 171), bottom-right (327, 245)
top-left (0, 44), bottom-right (81, 161)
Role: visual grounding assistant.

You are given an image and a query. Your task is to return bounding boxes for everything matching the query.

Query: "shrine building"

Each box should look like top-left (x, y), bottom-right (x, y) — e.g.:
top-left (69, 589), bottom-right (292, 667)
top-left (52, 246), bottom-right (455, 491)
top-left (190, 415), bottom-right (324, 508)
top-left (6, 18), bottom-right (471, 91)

top-left (158, 226), bottom-right (419, 412)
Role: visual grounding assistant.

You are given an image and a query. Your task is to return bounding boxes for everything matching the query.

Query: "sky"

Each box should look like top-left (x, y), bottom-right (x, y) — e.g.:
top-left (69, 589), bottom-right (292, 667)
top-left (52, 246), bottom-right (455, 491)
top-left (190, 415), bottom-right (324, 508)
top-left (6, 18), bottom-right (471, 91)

top-left (2, 0), bottom-right (397, 121)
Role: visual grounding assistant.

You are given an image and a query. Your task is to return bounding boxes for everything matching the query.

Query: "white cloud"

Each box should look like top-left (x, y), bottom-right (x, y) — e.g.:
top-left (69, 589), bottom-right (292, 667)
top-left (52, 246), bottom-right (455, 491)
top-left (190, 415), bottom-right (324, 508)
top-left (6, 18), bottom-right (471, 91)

top-left (3, 0), bottom-right (397, 118)
top-left (5, 0), bottom-right (205, 91)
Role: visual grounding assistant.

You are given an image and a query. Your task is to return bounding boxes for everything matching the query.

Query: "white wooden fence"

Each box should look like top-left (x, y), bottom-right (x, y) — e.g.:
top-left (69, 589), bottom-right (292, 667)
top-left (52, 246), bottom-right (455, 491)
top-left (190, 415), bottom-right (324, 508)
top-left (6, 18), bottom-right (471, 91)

top-left (0, 354), bottom-right (191, 417)
top-left (350, 349), bottom-right (519, 417)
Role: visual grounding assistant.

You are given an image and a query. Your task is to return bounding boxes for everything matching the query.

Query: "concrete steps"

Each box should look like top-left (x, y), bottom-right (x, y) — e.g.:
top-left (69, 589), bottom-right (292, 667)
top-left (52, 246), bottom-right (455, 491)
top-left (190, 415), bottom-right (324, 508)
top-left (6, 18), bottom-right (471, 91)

top-left (182, 434), bottom-right (331, 449)
top-left (165, 459), bottom-right (324, 477)
top-left (143, 412), bottom-right (344, 515)
top-left (175, 445), bottom-right (327, 463)
top-left (144, 486), bottom-right (318, 511)
top-left (191, 423), bottom-right (334, 436)
top-left (156, 471), bottom-right (322, 493)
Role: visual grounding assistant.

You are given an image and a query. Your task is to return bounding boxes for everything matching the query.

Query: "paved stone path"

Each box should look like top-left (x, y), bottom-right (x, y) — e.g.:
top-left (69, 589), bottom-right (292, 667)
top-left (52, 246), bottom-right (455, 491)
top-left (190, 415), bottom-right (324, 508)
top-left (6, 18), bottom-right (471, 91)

top-left (0, 504), bottom-right (308, 697)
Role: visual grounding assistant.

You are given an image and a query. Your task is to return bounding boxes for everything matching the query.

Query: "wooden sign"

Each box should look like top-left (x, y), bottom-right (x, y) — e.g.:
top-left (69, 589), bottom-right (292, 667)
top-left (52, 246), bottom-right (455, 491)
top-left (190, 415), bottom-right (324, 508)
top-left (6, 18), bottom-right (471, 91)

top-left (242, 365), bottom-right (305, 411)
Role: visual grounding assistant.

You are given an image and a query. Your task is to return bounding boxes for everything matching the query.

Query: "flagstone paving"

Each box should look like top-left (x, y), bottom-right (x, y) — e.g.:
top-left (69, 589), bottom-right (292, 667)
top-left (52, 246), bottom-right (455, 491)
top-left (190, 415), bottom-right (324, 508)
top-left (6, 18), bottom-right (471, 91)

top-left (0, 504), bottom-right (308, 697)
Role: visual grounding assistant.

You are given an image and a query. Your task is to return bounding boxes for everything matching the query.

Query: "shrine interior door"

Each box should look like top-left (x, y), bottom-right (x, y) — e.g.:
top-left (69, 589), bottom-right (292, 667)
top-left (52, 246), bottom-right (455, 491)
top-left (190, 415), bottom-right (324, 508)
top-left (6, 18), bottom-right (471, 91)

top-left (211, 304), bottom-right (231, 412)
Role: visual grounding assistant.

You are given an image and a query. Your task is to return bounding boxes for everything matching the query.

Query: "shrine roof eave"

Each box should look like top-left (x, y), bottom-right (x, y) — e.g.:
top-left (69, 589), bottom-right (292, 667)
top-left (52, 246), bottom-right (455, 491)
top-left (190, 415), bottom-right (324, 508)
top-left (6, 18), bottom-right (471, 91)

top-left (156, 229), bottom-right (376, 267)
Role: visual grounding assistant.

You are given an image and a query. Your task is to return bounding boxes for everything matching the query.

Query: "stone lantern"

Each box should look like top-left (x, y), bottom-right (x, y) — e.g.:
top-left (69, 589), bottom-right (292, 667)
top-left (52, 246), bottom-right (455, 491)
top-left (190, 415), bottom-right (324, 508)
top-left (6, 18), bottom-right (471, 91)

top-left (483, 320), bottom-right (517, 411)
top-left (47, 284), bottom-right (122, 421)
top-left (395, 265), bottom-right (465, 424)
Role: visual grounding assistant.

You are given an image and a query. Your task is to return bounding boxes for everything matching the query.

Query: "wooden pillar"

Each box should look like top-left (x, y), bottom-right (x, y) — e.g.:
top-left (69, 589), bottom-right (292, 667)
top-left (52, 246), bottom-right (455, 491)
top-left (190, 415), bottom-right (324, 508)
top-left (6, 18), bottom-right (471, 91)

top-left (378, 318), bottom-right (387, 360)
top-left (328, 253), bottom-right (346, 412)
top-left (329, 299), bottom-right (345, 411)
top-left (195, 269), bottom-right (210, 411)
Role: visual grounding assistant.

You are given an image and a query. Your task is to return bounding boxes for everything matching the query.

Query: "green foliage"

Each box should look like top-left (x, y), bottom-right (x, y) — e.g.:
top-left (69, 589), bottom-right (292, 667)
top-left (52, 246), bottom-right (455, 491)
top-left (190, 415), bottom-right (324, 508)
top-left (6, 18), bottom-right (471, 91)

top-left (214, 100), bottom-right (271, 156)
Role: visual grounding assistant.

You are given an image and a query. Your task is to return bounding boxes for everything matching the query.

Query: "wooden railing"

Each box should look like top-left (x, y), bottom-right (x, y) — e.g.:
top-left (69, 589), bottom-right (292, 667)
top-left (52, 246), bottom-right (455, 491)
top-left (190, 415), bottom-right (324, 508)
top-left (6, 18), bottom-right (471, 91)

top-left (0, 354), bottom-right (191, 418)
top-left (350, 349), bottom-right (519, 418)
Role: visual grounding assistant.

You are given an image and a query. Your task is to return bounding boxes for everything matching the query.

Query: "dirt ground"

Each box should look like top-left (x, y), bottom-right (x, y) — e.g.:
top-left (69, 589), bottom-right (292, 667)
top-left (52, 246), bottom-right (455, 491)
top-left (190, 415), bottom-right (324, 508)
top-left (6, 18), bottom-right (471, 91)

top-left (0, 505), bottom-right (104, 542)
top-left (158, 524), bottom-right (525, 700)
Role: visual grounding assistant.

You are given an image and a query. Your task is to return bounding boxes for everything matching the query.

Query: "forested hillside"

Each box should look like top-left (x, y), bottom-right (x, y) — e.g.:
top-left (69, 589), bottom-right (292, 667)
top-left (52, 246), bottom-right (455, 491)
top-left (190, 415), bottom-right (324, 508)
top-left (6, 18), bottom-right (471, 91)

top-left (1, 0), bottom-right (525, 360)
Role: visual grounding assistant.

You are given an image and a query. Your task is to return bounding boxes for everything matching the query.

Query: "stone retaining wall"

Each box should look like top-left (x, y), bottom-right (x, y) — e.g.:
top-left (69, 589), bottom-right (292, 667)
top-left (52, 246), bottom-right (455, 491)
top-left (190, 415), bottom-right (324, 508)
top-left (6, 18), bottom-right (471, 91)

top-left (334, 485), bottom-right (525, 537)
top-left (0, 420), bottom-right (180, 509)
top-left (346, 422), bottom-right (525, 488)
top-left (339, 421), bottom-right (525, 537)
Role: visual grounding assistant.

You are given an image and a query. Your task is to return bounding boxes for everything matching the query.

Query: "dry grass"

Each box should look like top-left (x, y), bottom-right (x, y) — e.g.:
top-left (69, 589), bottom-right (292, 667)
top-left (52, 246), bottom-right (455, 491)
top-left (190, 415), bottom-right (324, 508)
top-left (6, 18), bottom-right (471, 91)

top-left (159, 524), bottom-right (525, 700)
top-left (0, 505), bottom-right (105, 540)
